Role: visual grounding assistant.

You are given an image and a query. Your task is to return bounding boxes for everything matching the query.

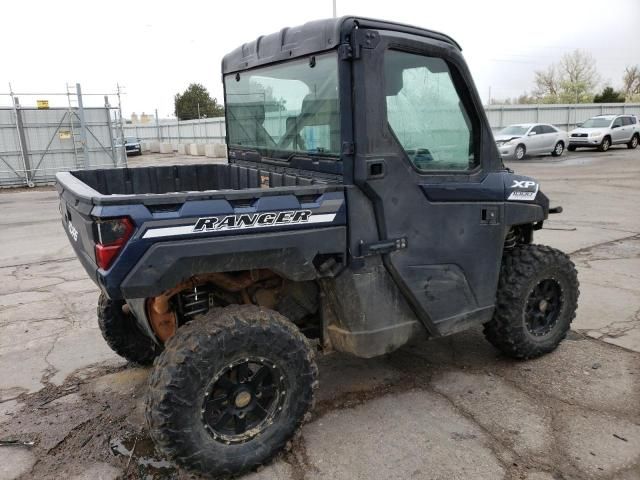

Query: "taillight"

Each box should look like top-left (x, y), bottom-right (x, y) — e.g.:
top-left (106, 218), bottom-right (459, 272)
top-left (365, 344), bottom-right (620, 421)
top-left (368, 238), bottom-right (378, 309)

top-left (94, 217), bottom-right (134, 270)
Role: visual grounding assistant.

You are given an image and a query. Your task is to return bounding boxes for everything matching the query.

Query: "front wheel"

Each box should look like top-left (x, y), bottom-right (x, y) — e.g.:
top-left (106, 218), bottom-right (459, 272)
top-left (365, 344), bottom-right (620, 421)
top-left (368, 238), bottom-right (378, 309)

top-left (483, 245), bottom-right (579, 359)
top-left (628, 134), bottom-right (639, 149)
top-left (598, 136), bottom-right (611, 152)
top-left (514, 144), bottom-right (526, 160)
top-left (551, 141), bottom-right (564, 157)
top-left (146, 305), bottom-right (318, 477)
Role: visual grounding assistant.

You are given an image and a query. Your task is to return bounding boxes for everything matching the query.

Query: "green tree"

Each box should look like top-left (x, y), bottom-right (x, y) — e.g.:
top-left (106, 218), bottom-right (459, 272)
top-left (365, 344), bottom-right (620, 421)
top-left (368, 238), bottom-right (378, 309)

top-left (532, 50), bottom-right (599, 103)
top-left (557, 50), bottom-right (599, 103)
top-left (174, 83), bottom-right (224, 120)
top-left (593, 86), bottom-right (624, 103)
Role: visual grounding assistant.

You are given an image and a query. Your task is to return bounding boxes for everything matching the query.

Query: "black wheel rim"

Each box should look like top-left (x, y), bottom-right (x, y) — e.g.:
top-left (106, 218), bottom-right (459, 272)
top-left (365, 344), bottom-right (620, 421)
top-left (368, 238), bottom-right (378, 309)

top-left (202, 357), bottom-right (286, 444)
top-left (524, 279), bottom-right (563, 337)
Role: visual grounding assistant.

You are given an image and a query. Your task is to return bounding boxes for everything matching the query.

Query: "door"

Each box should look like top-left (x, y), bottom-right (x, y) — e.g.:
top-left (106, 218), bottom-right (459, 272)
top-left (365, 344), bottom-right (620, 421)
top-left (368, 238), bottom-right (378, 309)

top-left (527, 125), bottom-right (547, 153)
top-left (621, 116), bottom-right (634, 142)
top-left (352, 32), bottom-right (506, 336)
top-left (540, 125), bottom-right (559, 151)
top-left (611, 117), bottom-right (625, 143)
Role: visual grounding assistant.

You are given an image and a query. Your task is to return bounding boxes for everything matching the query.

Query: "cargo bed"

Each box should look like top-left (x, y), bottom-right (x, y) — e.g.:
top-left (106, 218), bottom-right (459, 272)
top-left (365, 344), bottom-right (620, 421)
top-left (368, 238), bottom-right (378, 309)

top-left (57, 162), bottom-right (342, 206)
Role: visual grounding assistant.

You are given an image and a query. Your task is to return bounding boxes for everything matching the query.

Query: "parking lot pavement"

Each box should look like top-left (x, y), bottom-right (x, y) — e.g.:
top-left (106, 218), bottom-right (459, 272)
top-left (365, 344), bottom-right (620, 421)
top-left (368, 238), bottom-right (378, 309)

top-left (127, 151), bottom-right (227, 167)
top-left (0, 147), bottom-right (639, 479)
top-left (507, 146), bottom-right (640, 353)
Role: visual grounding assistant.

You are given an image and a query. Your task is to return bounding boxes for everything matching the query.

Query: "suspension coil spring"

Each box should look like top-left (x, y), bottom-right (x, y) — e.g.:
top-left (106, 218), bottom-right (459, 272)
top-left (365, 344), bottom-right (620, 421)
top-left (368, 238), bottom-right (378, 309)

top-left (504, 228), bottom-right (518, 249)
top-left (179, 286), bottom-right (211, 319)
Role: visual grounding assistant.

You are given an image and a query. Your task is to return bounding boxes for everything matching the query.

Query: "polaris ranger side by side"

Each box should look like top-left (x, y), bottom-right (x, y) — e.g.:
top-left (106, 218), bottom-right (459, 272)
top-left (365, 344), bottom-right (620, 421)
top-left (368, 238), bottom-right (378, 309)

top-left (56, 17), bottom-right (579, 477)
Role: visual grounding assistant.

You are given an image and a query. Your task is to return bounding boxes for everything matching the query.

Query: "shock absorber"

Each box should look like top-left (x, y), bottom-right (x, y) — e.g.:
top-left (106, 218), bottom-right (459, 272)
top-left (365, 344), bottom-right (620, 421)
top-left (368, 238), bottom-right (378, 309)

top-left (178, 285), bottom-right (211, 320)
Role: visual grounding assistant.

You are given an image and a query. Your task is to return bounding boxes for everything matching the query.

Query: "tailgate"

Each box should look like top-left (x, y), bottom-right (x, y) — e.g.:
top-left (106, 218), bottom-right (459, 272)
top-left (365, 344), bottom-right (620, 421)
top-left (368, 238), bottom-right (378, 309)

top-left (59, 192), bottom-right (98, 279)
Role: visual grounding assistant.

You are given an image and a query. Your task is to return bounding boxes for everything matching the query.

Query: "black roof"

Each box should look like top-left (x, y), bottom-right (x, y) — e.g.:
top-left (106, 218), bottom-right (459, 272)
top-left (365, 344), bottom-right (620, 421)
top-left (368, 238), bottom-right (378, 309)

top-left (221, 16), bottom-right (460, 74)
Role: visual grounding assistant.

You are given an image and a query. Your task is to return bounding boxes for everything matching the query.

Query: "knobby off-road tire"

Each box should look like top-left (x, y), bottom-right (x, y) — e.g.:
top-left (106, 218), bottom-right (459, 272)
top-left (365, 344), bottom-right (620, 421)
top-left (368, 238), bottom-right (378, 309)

top-left (483, 244), bottom-right (579, 359)
top-left (97, 293), bottom-right (158, 365)
top-left (146, 305), bottom-right (318, 478)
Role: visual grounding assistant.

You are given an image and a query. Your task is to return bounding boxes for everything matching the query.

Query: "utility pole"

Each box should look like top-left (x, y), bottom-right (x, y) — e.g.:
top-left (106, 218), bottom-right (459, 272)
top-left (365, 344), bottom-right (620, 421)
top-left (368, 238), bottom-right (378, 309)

top-left (76, 83), bottom-right (89, 169)
top-left (197, 102), bottom-right (201, 120)
top-left (332, 0), bottom-right (336, 18)
top-left (488, 86), bottom-right (492, 105)
top-left (155, 108), bottom-right (161, 141)
top-left (116, 83), bottom-right (127, 165)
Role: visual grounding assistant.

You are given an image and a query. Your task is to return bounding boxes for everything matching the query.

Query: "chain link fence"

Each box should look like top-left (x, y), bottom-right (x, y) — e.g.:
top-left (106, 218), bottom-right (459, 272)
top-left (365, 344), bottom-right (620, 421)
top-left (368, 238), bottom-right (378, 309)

top-left (0, 85), bottom-right (126, 187)
top-left (2, 97), bottom-right (640, 187)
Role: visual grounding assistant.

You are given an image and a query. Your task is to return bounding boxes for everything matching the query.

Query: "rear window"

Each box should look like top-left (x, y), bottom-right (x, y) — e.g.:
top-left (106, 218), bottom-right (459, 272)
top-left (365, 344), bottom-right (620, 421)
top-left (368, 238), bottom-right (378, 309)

top-left (224, 53), bottom-right (340, 160)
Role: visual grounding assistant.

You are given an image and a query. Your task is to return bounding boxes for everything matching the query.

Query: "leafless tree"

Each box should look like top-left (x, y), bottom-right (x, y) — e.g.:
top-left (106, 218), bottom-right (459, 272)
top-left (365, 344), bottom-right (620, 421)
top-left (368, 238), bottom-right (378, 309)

top-left (622, 65), bottom-right (640, 100)
top-left (533, 65), bottom-right (560, 101)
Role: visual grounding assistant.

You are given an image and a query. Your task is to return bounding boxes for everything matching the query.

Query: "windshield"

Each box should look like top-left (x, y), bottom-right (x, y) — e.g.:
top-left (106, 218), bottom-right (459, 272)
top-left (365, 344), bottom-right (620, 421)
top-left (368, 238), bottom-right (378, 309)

top-left (581, 117), bottom-right (613, 128)
top-left (125, 137), bottom-right (139, 143)
top-left (499, 125), bottom-right (529, 136)
top-left (224, 53), bottom-right (340, 159)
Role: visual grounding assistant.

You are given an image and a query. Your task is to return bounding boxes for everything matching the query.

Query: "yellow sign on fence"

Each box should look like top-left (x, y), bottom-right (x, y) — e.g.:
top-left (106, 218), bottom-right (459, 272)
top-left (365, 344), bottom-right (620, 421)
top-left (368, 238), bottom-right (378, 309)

top-left (37, 100), bottom-right (49, 109)
top-left (59, 130), bottom-right (72, 140)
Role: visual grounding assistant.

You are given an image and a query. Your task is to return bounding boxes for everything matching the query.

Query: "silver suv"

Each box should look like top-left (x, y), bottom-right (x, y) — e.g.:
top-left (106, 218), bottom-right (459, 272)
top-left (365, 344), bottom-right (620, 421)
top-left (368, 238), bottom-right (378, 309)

top-left (569, 114), bottom-right (640, 152)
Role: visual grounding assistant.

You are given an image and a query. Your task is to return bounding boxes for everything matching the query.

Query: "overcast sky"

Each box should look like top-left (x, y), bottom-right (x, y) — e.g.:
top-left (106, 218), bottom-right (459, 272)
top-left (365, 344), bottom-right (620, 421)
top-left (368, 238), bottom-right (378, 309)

top-left (2, 0), bottom-right (639, 117)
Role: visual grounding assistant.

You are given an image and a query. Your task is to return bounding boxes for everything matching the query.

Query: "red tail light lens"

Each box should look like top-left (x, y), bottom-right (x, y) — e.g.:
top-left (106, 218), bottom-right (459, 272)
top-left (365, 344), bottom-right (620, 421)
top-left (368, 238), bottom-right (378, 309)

top-left (94, 217), bottom-right (134, 270)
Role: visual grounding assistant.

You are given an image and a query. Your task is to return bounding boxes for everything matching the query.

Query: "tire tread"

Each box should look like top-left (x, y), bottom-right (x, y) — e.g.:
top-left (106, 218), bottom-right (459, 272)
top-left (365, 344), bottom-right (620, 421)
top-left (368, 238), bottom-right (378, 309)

top-left (483, 244), bottom-right (579, 359)
top-left (97, 293), bottom-right (158, 365)
top-left (146, 305), bottom-right (318, 477)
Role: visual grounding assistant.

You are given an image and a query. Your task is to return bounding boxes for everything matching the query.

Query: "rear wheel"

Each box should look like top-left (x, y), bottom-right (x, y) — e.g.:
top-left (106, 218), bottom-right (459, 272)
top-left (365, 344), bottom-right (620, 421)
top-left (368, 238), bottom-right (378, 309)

top-left (483, 245), bottom-right (579, 359)
top-left (146, 305), bottom-right (318, 477)
top-left (628, 134), bottom-right (639, 149)
top-left (515, 144), bottom-right (526, 160)
top-left (598, 136), bottom-right (611, 152)
top-left (97, 294), bottom-right (159, 365)
top-left (551, 141), bottom-right (564, 157)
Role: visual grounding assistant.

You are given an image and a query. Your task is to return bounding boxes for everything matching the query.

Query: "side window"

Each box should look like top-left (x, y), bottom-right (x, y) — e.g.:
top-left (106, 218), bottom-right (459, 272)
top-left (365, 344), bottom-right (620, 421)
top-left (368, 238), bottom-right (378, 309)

top-left (612, 117), bottom-right (623, 128)
top-left (631, 116), bottom-right (638, 125)
top-left (532, 125), bottom-right (545, 135)
top-left (542, 125), bottom-right (557, 134)
top-left (384, 50), bottom-right (476, 171)
top-left (622, 116), bottom-right (632, 126)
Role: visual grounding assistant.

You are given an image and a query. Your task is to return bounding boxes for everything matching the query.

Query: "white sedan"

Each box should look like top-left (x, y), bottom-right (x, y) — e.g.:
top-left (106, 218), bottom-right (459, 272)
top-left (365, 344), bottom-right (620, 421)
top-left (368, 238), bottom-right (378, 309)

top-left (495, 123), bottom-right (569, 160)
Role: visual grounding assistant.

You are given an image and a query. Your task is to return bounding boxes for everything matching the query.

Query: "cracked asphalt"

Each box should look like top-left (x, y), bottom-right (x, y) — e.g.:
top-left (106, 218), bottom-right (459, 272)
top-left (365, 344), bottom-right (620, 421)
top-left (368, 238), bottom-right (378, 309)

top-left (0, 148), bottom-right (639, 480)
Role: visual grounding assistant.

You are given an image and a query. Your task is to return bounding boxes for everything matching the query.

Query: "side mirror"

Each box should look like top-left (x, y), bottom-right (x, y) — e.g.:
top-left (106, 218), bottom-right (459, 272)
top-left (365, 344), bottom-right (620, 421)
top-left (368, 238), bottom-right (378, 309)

top-left (528, 131), bottom-right (537, 136)
top-left (576, 122), bottom-right (583, 127)
top-left (611, 124), bottom-right (620, 129)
